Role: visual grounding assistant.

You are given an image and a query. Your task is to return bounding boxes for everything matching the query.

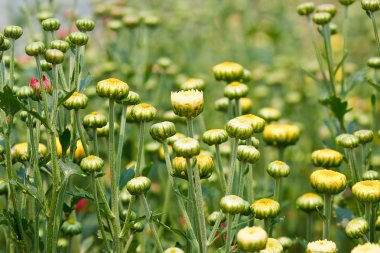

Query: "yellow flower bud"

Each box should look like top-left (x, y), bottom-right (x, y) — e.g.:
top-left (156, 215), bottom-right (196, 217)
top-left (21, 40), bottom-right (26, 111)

top-left (306, 240), bottom-right (337, 253)
top-left (213, 62), bottom-right (244, 82)
top-left (180, 78), bottom-right (205, 91)
top-left (352, 180), bottom-right (380, 202)
top-left (237, 226), bottom-right (268, 252)
top-left (296, 193), bottom-right (323, 213)
top-left (240, 97), bottom-right (253, 114)
top-left (260, 238), bottom-right (283, 253)
top-left (263, 124), bottom-right (301, 147)
top-left (163, 247), bottom-right (185, 253)
top-left (351, 242), bottom-right (380, 253)
top-left (267, 160), bottom-right (290, 178)
top-left (220, 195), bottom-right (245, 214)
top-left (345, 217), bottom-right (369, 239)
top-left (63, 92), bottom-right (88, 110)
top-left (251, 198), bottom-right (280, 219)
top-left (310, 169), bottom-right (347, 195)
top-left (83, 112), bottom-right (107, 129)
top-left (171, 90), bottom-right (204, 118)
top-left (258, 107), bottom-right (281, 123)
top-left (202, 129), bottom-right (228, 146)
top-left (96, 78), bottom-right (129, 101)
top-left (226, 118), bottom-right (254, 140)
top-left (171, 155), bottom-right (214, 180)
top-left (173, 137), bottom-right (200, 158)
top-left (224, 82), bottom-right (248, 99)
top-left (131, 103), bottom-right (157, 122)
top-left (311, 149), bottom-right (343, 168)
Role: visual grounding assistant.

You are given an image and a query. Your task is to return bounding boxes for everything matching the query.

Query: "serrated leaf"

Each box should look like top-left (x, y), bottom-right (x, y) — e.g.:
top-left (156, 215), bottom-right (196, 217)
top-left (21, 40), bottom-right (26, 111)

top-left (0, 86), bottom-right (21, 116)
top-left (59, 160), bottom-right (86, 178)
top-left (319, 95), bottom-right (351, 125)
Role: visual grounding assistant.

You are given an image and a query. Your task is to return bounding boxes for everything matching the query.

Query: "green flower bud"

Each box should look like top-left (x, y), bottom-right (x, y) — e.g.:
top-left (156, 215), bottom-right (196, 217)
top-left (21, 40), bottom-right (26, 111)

top-left (312, 12), bottom-right (332, 25)
top-left (119, 91), bottom-right (141, 105)
top-left (69, 32), bottom-right (89, 46)
top-left (50, 40), bottom-right (70, 53)
top-left (251, 198), bottom-right (280, 219)
top-left (352, 180), bottom-right (380, 202)
top-left (173, 137), bottom-right (200, 158)
top-left (131, 103), bottom-right (157, 122)
top-left (241, 200), bottom-right (252, 216)
top-left (132, 221), bottom-right (144, 233)
top-left (97, 122), bottom-right (119, 137)
top-left (12, 142), bottom-right (47, 162)
top-left (41, 18), bottom-right (60, 31)
top-left (241, 97), bottom-right (253, 114)
top-left (150, 121), bottom-right (176, 142)
top-left (0, 38), bottom-right (11, 51)
top-left (237, 114), bottom-right (266, 133)
top-left (126, 176), bottom-right (151, 195)
top-left (278, 237), bottom-right (293, 250)
top-left (241, 69), bottom-right (252, 82)
top-left (97, 78), bottom-right (129, 100)
top-left (162, 110), bottom-right (186, 124)
top-left (345, 218), bottom-right (369, 239)
top-left (143, 15), bottom-right (160, 28)
top-left (16, 86), bottom-right (34, 99)
top-left (120, 189), bottom-right (132, 205)
top-left (339, 0), bottom-right (356, 6)
top-left (164, 247), bottom-right (185, 253)
top-left (40, 59), bottom-right (52, 71)
top-left (311, 149), bottom-right (343, 168)
top-left (310, 169), bottom-right (347, 195)
top-left (157, 57), bottom-right (172, 70)
top-left (362, 0), bottom-right (380, 12)
top-left (167, 133), bottom-right (186, 145)
top-left (354, 130), bottom-right (374, 144)
top-left (260, 238), bottom-right (283, 253)
top-left (0, 34), bottom-right (4, 45)
top-left (220, 195), bottom-right (245, 214)
top-left (226, 118), bottom-right (254, 140)
top-left (213, 62), bottom-right (244, 82)
top-left (267, 160), bottom-right (290, 178)
top-left (0, 180), bottom-right (8, 195)
top-left (263, 124), bottom-right (301, 147)
top-left (61, 219), bottom-right (82, 236)
top-left (80, 155), bottom-right (104, 173)
top-left (352, 243), bottom-right (380, 253)
top-left (181, 78), bottom-right (205, 91)
top-left (83, 111), bottom-right (107, 129)
top-left (363, 170), bottom-right (379, 180)
top-left (123, 15), bottom-right (141, 29)
top-left (202, 129), bottom-right (228, 146)
top-left (207, 211), bottom-right (226, 226)
top-left (63, 92), bottom-right (88, 110)
top-left (296, 193), bottom-right (323, 213)
top-left (239, 136), bottom-right (260, 148)
top-left (306, 240), bottom-right (337, 253)
top-left (37, 11), bottom-right (53, 22)
top-left (108, 20), bottom-right (123, 31)
top-left (4, 25), bottom-right (23, 40)
top-left (258, 107), bottom-right (281, 122)
top-left (237, 145), bottom-right (260, 164)
top-left (171, 155), bottom-right (214, 180)
top-left (316, 4), bottom-right (337, 18)
top-left (336, 133), bottom-right (359, 149)
top-left (237, 226), bottom-right (268, 252)
top-left (214, 97), bottom-right (229, 112)
top-left (25, 41), bottom-right (45, 56)
top-left (45, 49), bottom-right (64, 65)
top-left (367, 57), bottom-right (380, 68)
top-left (76, 18), bottom-right (95, 32)
top-left (224, 82), bottom-right (249, 99)
top-left (171, 90), bottom-right (204, 118)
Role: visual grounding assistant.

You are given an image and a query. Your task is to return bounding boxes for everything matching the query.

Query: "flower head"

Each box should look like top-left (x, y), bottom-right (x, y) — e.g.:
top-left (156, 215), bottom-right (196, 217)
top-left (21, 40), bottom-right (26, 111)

top-left (171, 90), bottom-right (204, 118)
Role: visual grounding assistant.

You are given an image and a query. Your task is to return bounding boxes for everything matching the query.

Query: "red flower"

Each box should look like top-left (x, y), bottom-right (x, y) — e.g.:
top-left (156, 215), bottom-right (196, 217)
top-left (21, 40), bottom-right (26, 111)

top-left (29, 75), bottom-right (52, 94)
top-left (75, 198), bottom-right (88, 213)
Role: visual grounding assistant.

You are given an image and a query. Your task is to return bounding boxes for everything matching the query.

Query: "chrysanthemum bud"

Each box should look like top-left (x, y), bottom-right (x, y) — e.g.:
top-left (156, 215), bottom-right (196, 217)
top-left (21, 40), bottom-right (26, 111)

top-left (345, 217), bottom-right (369, 239)
top-left (214, 97), bottom-right (229, 112)
top-left (312, 12), bottom-right (332, 25)
top-left (220, 195), bottom-right (246, 214)
top-left (306, 240), bottom-right (337, 253)
top-left (316, 4), bottom-right (337, 17)
top-left (68, 32), bottom-right (89, 46)
top-left (361, 0), bottom-right (380, 12)
top-left (80, 155), bottom-right (104, 173)
top-left (45, 49), bottom-right (64, 65)
top-left (25, 41), bottom-right (45, 56)
top-left (171, 155), bottom-right (214, 180)
top-left (143, 15), bottom-right (160, 28)
top-left (339, 0), bottom-right (356, 6)
top-left (63, 92), bottom-right (88, 110)
top-left (237, 145), bottom-right (260, 164)
top-left (37, 11), bottom-right (53, 22)
top-left (354, 130), bottom-right (374, 144)
top-left (108, 20), bottom-right (123, 31)
top-left (132, 221), bottom-right (144, 233)
top-left (237, 226), bottom-right (268, 252)
top-left (258, 107), bottom-right (281, 122)
top-left (207, 211), bottom-right (226, 226)
top-left (12, 142), bottom-right (47, 161)
top-left (167, 133), bottom-right (185, 146)
top-left (224, 82), bottom-right (249, 99)
top-left (76, 19), bottom-right (95, 32)
top-left (241, 69), bottom-right (252, 82)
top-left (296, 193), bottom-right (323, 213)
top-left (260, 238), bottom-right (283, 253)
top-left (0, 34), bottom-right (4, 45)
top-left (68, 140), bottom-right (87, 163)
top-left (16, 86), bottom-right (34, 99)
top-left (310, 169), bottom-right (347, 195)
top-left (171, 90), bottom-right (204, 118)
top-left (363, 170), bottom-right (379, 180)
top-left (181, 78), bottom-right (205, 91)
top-left (61, 219), bottom-right (82, 236)
top-left (278, 237), bottom-right (293, 250)
top-left (150, 121), bottom-right (176, 142)
top-left (131, 103), bottom-right (157, 122)
top-left (240, 97), bottom-right (253, 114)
top-left (120, 189), bottom-right (132, 205)
top-left (4, 25), bottom-right (23, 40)
top-left (97, 78), bottom-right (129, 101)
top-left (163, 247), bottom-right (185, 253)
top-left (96, 122), bottom-right (119, 137)
top-left (202, 129), bottom-right (228, 146)
top-left (0, 38), bottom-right (11, 51)
top-left (50, 40), bottom-right (70, 53)
top-left (40, 59), bottom-right (52, 71)
top-left (0, 180), bottom-right (8, 195)
top-left (126, 176), bottom-right (151, 195)
top-left (311, 149), bottom-right (343, 168)
top-left (352, 243), bottom-right (380, 253)
top-left (367, 57), bottom-right (380, 68)
top-left (239, 136), bottom-right (260, 148)
top-left (123, 15), bottom-right (141, 29)
top-left (226, 118), bottom-right (254, 140)
top-left (41, 18), bottom-right (60, 31)
top-left (173, 137), bottom-right (200, 158)
top-left (29, 75), bottom-right (52, 95)
top-left (263, 124), bottom-right (301, 147)
top-left (267, 160), bottom-right (290, 178)
top-left (162, 110), bottom-right (186, 124)
top-left (213, 62), bottom-right (244, 82)
top-left (251, 198), bottom-right (280, 219)
top-left (83, 112), bottom-right (107, 129)
top-left (352, 180), bottom-right (380, 202)
top-left (119, 91), bottom-right (140, 105)
top-left (336, 133), bottom-right (359, 149)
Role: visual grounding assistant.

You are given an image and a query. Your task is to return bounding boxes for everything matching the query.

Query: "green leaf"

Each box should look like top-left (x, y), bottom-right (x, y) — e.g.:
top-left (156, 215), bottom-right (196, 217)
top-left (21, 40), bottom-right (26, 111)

top-left (368, 79), bottom-right (380, 93)
top-left (119, 168), bottom-right (135, 190)
top-left (79, 75), bottom-right (92, 92)
top-left (58, 129), bottom-right (71, 157)
top-left (38, 154), bottom-right (51, 167)
top-left (319, 95), bottom-right (351, 124)
top-left (142, 163), bottom-right (153, 177)
top-left (344, 69), bottom-right (367, 95)
top-left (59, 160), bottom-right (86, 178)
top-left (19, 103), bottom-right (51, 131)
top-left (0, 86), bottom-right (21, 116)
top-left (155, 218), bottom-right (188, 240)
top-left (334, 52), bottom-right (348, 75)
top-left (67, 185), bottom-right (94, 200)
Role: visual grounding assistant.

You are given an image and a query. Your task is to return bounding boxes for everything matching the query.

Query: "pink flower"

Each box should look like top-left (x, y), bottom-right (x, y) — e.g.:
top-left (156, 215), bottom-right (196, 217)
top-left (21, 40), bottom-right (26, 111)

top-left (75, 198), bottom-right (88, 213)
top-left (29, 75), bottom-right (52, 94)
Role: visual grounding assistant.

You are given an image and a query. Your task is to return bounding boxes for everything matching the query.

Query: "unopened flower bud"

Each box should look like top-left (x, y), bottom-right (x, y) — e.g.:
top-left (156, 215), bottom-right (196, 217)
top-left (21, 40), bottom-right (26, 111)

top-left (220, 195), bottom-right (245, 214)
top-left (251, 198), bottom-right (280, 219)
top-left (345, 218), bottom-right (369, 239)
top-left (352, 180), bottom-right (380, 202)
top-left (45, 49), bottom-right (64, 65)
top-left (164, 247), bottom-right (185, 253)
top-left (224, 82), bottom-right (248, 99)
top-left (97, 78), bottom-right (129, 100)
top-left (214, 97), bottom-right (229, 112)
top-left (41, 18), bottom-right (60, 31)
top-left (296, 193), bottom-right (323, 213)
top-left (171, 90), bottom-right (204, 118)
top-left (119, 91), bottom-right (141, 105)
top-left (61, 219), bottom-right (82, 236)
top-left (16, 86), bottom-right (34, 99)
top-left (240, 97), bottom-right (253, 114)
top-left (354, 129), bottom-right (374, 144)
top-left (260, 238), bottom-right (283, 253)
top-left (150, 121), bottom-right (176, 142)
top-left (80, 155), bottom-right (104, 173)
top-left (173, 137), bottom-right (200, 158)
top-left (310, 169), bottom-right (347, 195)
top-left (25, 41), bottom-right (45, 56)
top-left (0, 38), bottom-right (11, 51)
top-left (352, 243), bottom-right (380, 253)
top-left (312, 12), bottom-right (332, 25)
top-left (237, 226), bottom-right (268, 252)
top-left (263, 124), bottom-right (301, 147)
top-left (306, 240), bottom-right (337, 253)
top-left (267, 160), bottom-right (290, 178)
top-left (336, 133), bottom-right (359, 149)
top-left (339, 0), bottom-right (356, 6)
top-left (311, 149), bottom-right (343, 168)
top-left (4, 25), bottom-right (23, 40)
top-left (63, 92), bottom-right (88, 110)
top-left (278, 237), bottom-right (293, 250)
top-left (76, 18), bottom-right (95, 32)
top-left (50, 40), bottom-right (70, 53)
top-left (83, 112), bottom-right (107, 129)
top-left (126, 176), bottom-right (151, 195)
top-left (181, 78), bottom-right (205, 91)
top-left (213, 62), bottom-right (244, 82)
top-left (202, 129), bottom-right (228, 146)
top-left (226, 118), bottom-right (254, 140)
top-left (363, 170), bottom-right (379, 180)
top-left (131, 103), bottom-right (157, 122)
top-left (316, 4), bottom-right (337, 17)
top-left (237, 145), bottom-right (260, 164)
top-left (361, 0), bottom-right (380, 12)
top-left (207, 211), bottom-right (226, 226)
top-left (258, 107), bottom-right (281, 122)
top-left (367, 57), bottom-right (380, 68)
top-left (69, 32), bottom-right (89, 46)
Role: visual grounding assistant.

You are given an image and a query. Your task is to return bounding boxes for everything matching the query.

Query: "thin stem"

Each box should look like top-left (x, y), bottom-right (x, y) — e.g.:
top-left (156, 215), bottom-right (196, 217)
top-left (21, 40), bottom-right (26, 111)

top-left (226, 138), bottom-right (238, 195)
top-left (247, 168), bottom-right (254, 203)
top-left (91, 174), bottom-right (112, 252)
top-left (322, 24), bottom-right (336, 96)
top-left (122, 234), bottom-right (134, 253)
top-left (341, 6), bottom-right (349, 95)
top-left (135, 122), bottom-right (145, 177)
top-left (323, 194), bottom-right (332, 240)
top-left (8, 39), bottom-right (15, 88)
top-left (120, 196), bottom-right (136, 237)
top-left (116, 105), bottom-right (127, 185)
top-left (73, 46), bottom-right (81, 91)
top-left (237, 162), bottom-right (247, 197)
top-left (370, 12), bottom-right (380, 56)
top-left (224, 214), bottom-right (233, 253)
top-left (58, 65), bottom-right (68, 91)
top-left (346, 149), bottom-right (359, 184)
top-left (75, 110), bottom-right (89, 156)
top-left (93, 128), bottom-right (99, 156)
top-left (141, 194), bottom-right (164, 253)
top-left (306, 213), bottom-right (313, 242)
top-left (365, 202), bottom-right (375, 242)
top-left (193, 163), bottom-right (207, 253)
top-left (215, 144), bottom-right (227, 194)
top-left (264, 219), bottom-right (271, 236)
top-left (274, 178), bottom-right (281, 203)
top-left (186, 118), bottom-right (194, 138)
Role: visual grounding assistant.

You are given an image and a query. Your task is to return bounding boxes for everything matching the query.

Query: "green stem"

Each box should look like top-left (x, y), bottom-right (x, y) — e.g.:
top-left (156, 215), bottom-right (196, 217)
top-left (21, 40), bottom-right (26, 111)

top-left (135, 122), bottom-right (145, 177)
top-left (215, 144), bottom-right (227, 194)
top-left (341, 6), bottom-right (349, 95)
top-left (370, 12), bottom-right (380, 56)
top-left (93, 128), bottom-right (99, 156)
top-left (322, 24), bottom-right (336, 96)
top-left (120, 196), bottom-right (135, 237)
top-left (264, 219), bottom-right (271, 236)
top-left (224, 214), bottom-right (233, 253)
top-left (186, 118), bottom-right (194, 138)
top-left (247, 168), bottom-right (254, 203)
top-left (235, 99), bottom-right (241, 116)
top-left (141, 194), bottom-right (164, 253)
top-left (226, 138), bottom-right (238, 195)
top-left (306, 213), bottom-right (313, 242)
top-left (116, 105), bottom-right (127, 185)
top-left (73, 46), bottom-right (81, 91)
top-left (69, 110), bottom-right (77, 161)
top-left (323, 194), bottom-right (332, 240)
top-left (8, 39), bottom-right (15, 88)
top-left (274, 178), bottom-right (281, 203)
top-left (91, 174), bottom-right (112, 252)
top-left (122, 234), bottom-right (134, 253)
top-left (108, 99), bottom-right (121, 253)
top-left (75, 110), bottom-right (89, 156)
top-left (365, 202), bottom-right (375, 242)
top-left (58, 65), bottom-right (68, 91)
top-left (237, 162), bottom-right (247, 197)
